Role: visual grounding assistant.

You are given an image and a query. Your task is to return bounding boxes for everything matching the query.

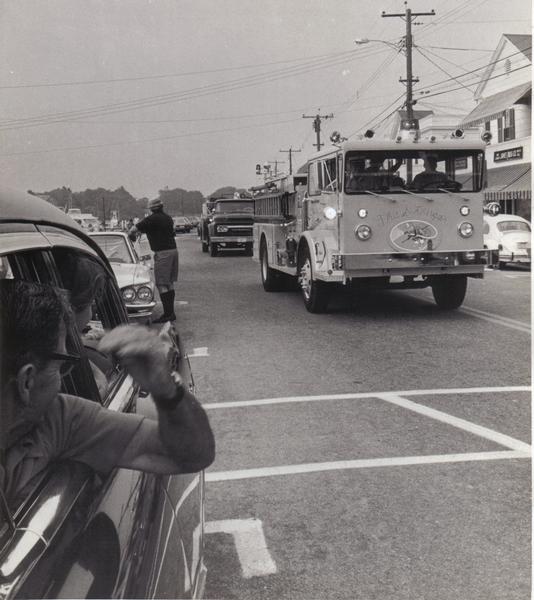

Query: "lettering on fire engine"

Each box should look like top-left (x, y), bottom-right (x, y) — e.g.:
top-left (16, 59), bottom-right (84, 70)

top-left (377, 206), bottom-right (447, 227)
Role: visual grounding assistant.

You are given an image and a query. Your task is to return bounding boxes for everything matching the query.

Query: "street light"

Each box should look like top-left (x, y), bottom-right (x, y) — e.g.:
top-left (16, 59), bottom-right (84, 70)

top-left (354, 38), bottom-right (403, 52)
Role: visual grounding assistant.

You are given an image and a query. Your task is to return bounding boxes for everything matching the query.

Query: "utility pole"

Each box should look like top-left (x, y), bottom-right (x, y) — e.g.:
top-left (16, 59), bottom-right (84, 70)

top-left (267, 160), bottom-right (284, 177)
top-left (381, 3), bottom-right (435, 124)
top-left (302, 112), bottom-right (334, 151)
top-left (279, 147), bottom-right (301, 175)
top-left (382, 3), bottom-right (434, 180)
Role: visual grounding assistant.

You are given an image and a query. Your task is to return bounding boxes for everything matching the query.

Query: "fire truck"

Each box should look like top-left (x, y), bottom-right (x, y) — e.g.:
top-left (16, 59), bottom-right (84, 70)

top-left (253, 128), bottom-right (499, 313)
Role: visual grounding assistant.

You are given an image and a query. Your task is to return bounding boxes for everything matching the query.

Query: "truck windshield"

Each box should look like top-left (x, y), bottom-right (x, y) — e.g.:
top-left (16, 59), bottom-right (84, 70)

top-left (344, 150), bottom-right (484, 194)
top-left (215, 202), bottom-right (254, 214)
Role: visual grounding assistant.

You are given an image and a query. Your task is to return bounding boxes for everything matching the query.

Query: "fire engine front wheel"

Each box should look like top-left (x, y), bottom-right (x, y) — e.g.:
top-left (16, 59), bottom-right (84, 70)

top-left (298, 245), bottom-right (330, 313)
top-left (209, 241), bottom-right (218, 256)
top-left (431, 274), bottom-right (467, 309)
top-left (202, 241), bottom-right (208, 253)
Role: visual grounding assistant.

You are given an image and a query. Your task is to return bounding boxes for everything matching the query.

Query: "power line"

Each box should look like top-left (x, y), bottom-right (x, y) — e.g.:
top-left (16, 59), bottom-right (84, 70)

top-left (415, 46), bottom-right (476, 94)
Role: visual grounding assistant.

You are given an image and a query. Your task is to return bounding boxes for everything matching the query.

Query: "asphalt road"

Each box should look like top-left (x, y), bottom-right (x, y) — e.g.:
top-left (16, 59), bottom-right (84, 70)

top-left (171, 232), bottom-right (531, 600)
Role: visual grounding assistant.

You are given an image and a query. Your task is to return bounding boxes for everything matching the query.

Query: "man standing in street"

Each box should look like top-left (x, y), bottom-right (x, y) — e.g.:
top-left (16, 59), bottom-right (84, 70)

top-left (130, 198), bottom-right (178, 323)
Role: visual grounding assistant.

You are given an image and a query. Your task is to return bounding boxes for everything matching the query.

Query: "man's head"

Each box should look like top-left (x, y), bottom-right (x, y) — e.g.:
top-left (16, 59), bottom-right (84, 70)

top-left (1, 280), bottom-right (74, 442)
top-left (148, 198), bottom-right (163, 212)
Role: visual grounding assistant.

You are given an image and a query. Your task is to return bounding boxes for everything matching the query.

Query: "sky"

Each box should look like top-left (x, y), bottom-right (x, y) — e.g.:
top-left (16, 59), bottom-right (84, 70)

top-left (0, 0), bottom-right (531, 199)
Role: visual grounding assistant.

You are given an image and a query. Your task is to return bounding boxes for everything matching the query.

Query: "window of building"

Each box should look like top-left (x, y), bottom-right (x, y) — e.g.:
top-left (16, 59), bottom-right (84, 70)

top-left (497, 109), bottom-right (515, 142)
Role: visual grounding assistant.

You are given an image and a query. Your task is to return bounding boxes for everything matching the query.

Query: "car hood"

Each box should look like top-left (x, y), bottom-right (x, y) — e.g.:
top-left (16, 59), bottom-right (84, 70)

top-left (109, 262), bottom-right (153, 288)
top-left (212, 214), bottom-right (254, 223)
top-left (500, 231), bottom-right (531, 244)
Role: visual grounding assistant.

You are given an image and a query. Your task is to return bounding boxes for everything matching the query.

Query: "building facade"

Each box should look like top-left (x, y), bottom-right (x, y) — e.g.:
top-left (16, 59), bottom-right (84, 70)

top-left (460, 34), bottom-right (531, 219)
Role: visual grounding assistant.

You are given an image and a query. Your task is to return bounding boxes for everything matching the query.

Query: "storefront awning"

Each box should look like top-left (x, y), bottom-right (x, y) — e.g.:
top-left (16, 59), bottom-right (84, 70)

top-left (484, 163), bottom-right (531, 202)
top-left (460, 82), bottom-right (531, 126)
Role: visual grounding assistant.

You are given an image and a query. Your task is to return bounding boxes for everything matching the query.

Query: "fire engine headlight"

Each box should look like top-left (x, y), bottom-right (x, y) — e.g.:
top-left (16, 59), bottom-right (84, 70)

top-left (355, 224), bottom-right (372, 240)
top-left (217, 225), bottom-right (229, 233)
top-left (358, 208), bottom-right (368, 218)
top-left (122, 287), bottom-right (136, 302)
top-left (458, 222), bottom-right (474, 238)
top-left (323, 206), bottom-right (337, 220)
top-left (460, 206), bottom-right (470, 216)
top-left (137, 286), bottom-right (153, 301)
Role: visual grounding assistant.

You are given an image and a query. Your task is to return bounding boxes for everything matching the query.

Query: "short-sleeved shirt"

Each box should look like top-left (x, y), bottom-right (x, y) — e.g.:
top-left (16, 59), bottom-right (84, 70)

top-left (136, 211), bottom-right (177, 252)
top-left (1, 394), bottom-right (145, 509)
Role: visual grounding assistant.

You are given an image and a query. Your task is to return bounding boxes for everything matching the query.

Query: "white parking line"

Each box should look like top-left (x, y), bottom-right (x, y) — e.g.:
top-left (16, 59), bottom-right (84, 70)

top-left (203, 385), bottom-right (531, 410)
top-left (205, 519), bottom-right (277, 578)
top-left (206, 450), bottom-right (528, 482)
top-left (188, 347), bottom-right (209, 358)
top-left (377, 392), bottom-right (531, 453)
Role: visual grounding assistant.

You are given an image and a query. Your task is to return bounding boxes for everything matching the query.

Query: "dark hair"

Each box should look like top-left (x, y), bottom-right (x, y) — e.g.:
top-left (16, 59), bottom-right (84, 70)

top-left (0, 280), bottom-right (72, 384)
top-left (55, 252), bottom-right (106, 311)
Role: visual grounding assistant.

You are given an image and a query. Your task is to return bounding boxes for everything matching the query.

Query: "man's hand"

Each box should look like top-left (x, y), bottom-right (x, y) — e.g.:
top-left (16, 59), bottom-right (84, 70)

top-left (99, 324), bottom-right (178, 399)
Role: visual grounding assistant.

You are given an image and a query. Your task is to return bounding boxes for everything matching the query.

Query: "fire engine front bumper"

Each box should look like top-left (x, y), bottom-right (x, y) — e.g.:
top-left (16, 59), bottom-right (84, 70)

top-left (323, 250), bottom-right (489, 281)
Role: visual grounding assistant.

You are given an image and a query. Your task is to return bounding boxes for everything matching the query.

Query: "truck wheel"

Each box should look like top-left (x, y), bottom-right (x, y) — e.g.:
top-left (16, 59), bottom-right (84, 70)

top-left (202, 241), bottom-right (208, 253)
top-left (431, 275), bottom-right (467, 309)
top-left (260, 239), bottom-right (284, 291)
top-left (245, 243), bottom-right (253, 257)
top-left (298, 245), bottom-right (330, 313)
top-left (209, 241), bottom-right (218, 257)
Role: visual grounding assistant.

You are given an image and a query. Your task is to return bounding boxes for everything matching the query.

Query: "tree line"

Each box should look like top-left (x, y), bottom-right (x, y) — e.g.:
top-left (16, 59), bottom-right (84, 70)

top-left (30, 185), bottom-right (247, 220)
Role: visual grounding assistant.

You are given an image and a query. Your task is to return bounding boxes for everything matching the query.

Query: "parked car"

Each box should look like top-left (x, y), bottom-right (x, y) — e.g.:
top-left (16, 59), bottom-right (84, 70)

top-left (483, 214), bottom-right (531, 268)
top-left (173, 216), bottom-right (193, 234)
top-left (203, 197), bottom-right (254, 256)
top-left (0, 188), bottom-right (207, 599)
top-left (89, 231), bottom-right (156, 321)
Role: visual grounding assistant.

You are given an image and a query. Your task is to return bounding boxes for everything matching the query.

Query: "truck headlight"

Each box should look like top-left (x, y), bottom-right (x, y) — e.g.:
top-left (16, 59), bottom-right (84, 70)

top-left (355, 225), bottom-right (372, 240)
top-left (458, 222), bottom-right (474, 238)
top-left (460, 206), bottom-right (470, 216)
top-left (323, 206), bottom-right (337, 220)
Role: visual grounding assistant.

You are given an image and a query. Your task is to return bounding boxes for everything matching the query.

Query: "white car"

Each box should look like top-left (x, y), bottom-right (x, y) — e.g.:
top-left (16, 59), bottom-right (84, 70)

top-left (89, 231), bottom-right (156, 320)
top-left (483, 214), bottom-right (531, 268)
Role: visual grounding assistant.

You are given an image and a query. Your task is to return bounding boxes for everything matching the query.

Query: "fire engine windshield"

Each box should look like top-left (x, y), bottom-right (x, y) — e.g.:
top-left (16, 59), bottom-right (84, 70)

top-left (214, 201), bottom-right (254, 214)
top-left (344, 150), bottom-right (484, 194)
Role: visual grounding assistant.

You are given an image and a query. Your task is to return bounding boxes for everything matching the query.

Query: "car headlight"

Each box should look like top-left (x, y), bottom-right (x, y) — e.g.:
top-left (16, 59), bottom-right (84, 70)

top-left (137, 286), bottom-right (153, 301)
top-left (458, 222), bottom-right (474, 238)
top-left (355, 225), bottom-right (372, 240)
top-left (122, 287), bottom-right (136, 302)
top-left (217, 225), bottom-right (229, 233)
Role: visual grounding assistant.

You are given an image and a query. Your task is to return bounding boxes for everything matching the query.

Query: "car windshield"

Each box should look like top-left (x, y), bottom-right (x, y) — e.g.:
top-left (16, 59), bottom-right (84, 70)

top-left (215, 201), bottom-right (254, 214)
top-left (343, 150), bottom-right (484, 194)
top-left (497, 220), bottom-right (531, 233)
top-left (92, 235), bottom-right (133, 263)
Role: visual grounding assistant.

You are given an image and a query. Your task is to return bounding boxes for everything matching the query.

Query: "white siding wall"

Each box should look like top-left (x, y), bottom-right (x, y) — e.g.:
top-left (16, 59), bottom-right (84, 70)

top-left (481, 39), bottom-right (531, 98)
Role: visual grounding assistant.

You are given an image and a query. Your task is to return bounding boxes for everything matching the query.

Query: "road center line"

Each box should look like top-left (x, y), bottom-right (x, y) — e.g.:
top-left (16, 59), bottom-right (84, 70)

top-left (203, 385), bottom-right (531, 410)
top-left (206, 450), bottom-right (529, 482)
top-left (377, 392), bottom-right (531, 453)
top-left (459, 305), bottom-right (530, 333)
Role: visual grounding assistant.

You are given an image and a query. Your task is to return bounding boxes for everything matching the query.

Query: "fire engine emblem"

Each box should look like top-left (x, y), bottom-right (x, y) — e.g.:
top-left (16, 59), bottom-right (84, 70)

top-left (389, 220), bottom-right (440, 251)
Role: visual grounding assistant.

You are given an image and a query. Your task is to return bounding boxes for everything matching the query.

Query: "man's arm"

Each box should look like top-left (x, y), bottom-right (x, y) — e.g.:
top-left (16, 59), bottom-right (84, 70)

top-left (99, 325), bottom-right (215, 474)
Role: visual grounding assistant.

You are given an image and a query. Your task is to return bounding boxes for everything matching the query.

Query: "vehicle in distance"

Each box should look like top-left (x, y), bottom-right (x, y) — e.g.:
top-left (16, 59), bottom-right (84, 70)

top-left (483, 213), bottom-right (531, 268)
top-left (89, 231), bottom-right (156, 321)
top-left (173, 216), bottom-right (193, 234)
top-left (205, 196), bottom-right (254, 257)
top-left (0, 188), bottom-right (206, 599)
top-left (66, 208), bottom-right (101, 232)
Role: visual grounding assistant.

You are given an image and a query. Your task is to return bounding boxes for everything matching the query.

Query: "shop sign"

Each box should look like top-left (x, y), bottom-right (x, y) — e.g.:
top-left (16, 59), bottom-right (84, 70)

top-left (494, 147), bottom-right (523, 162)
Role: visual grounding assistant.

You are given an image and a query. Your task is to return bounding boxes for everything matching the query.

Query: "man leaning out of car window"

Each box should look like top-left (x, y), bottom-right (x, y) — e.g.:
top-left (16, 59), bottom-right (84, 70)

top-left (0, 279), bottom-right (215, 510)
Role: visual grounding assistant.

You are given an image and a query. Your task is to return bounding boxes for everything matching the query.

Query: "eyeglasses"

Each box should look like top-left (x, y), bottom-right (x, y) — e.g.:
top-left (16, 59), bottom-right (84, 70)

top-left (48, 351), bottom-right (80, 377)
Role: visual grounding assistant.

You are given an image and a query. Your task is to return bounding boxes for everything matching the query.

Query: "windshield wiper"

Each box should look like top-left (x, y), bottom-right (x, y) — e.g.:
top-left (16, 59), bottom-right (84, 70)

top-left (398, 188), bottom-right (434, 202)
top-left (361, 190), bottom-right (397, 203)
